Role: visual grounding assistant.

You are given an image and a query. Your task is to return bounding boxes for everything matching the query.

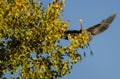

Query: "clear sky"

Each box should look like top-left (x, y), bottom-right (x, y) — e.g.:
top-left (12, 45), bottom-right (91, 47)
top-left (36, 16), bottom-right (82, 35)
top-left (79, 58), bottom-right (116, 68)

top-left (3, 0), bottom-right (120, 79)
top-left (42, 0), bottom-right (120, 79)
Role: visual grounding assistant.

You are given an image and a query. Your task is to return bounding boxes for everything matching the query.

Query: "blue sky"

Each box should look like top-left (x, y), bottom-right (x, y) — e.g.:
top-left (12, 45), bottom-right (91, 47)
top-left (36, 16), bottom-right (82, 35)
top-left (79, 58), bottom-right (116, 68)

top-left (42, 0), bottom-right (120, 79)
top-left (3, 0), bottom-right (120, 79)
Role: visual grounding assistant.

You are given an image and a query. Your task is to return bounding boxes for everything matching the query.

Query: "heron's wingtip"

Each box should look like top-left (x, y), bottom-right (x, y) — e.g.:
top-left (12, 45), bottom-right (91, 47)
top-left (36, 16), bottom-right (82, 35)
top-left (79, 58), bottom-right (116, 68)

top-left (105, 13), bottom-right (117, 24)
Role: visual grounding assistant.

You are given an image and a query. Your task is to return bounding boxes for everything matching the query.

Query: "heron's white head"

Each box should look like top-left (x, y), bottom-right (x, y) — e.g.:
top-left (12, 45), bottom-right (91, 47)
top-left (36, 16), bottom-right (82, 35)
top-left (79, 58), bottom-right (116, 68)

top-left (79, 18), bottom-right (84, 30)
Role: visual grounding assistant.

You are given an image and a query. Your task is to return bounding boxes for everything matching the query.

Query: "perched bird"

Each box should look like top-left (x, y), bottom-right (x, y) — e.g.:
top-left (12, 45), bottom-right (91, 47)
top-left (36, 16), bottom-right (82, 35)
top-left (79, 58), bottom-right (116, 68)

top-left (65, 13), bottom-right (116, 41)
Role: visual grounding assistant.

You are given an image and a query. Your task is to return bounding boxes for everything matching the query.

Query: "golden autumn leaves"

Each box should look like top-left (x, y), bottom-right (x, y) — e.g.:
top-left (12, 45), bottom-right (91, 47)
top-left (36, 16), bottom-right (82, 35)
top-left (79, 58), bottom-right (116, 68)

top-left (68, 29), bottom-right (90, 48)
top-left (0, 0), bottom-right (73, 78)
top-left (0, 0), bottom-right (116, 79)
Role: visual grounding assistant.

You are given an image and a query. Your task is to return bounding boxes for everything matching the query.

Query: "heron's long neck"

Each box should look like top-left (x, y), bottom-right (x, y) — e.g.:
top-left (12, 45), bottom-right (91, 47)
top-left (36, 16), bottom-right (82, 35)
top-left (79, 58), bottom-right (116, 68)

top-left (80, 23), bottom-right (83, 30)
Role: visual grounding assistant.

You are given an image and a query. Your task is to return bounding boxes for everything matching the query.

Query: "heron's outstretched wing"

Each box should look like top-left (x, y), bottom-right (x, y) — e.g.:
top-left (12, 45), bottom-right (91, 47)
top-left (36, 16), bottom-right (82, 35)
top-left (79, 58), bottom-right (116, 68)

top-left (87, 13), bottom-right (116, 35)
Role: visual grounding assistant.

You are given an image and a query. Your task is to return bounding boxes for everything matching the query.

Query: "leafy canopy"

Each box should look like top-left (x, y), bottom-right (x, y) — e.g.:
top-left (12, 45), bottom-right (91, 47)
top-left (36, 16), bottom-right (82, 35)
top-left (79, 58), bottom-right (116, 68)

top-left (0, 0), bottom-right (90, 78)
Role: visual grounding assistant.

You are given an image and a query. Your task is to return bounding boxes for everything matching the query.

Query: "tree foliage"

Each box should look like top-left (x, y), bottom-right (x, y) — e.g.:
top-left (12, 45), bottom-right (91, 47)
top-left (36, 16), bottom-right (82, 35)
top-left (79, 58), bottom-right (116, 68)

top-left (0, 0), bottom-right (90, 78)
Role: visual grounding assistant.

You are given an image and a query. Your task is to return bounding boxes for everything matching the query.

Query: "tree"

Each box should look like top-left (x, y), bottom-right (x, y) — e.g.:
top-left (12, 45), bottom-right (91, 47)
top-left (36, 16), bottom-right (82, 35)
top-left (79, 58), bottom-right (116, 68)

top-left (0, 0), bottom-right (116, 79)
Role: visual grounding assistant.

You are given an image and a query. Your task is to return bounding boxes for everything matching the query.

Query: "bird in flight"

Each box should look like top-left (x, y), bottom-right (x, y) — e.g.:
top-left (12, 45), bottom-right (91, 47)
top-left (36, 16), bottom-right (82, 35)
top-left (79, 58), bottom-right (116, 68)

top-left (64, 13), bottom-right (116, 56)
top-left (65, 13), bottom-right (116, 41)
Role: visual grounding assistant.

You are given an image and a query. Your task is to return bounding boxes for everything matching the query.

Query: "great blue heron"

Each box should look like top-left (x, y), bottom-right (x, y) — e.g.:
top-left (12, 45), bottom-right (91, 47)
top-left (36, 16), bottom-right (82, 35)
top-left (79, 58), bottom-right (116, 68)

top-left (64, 13), bottom-right (116, 56)
top-left (65, 13), bottom-right (116, 41)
